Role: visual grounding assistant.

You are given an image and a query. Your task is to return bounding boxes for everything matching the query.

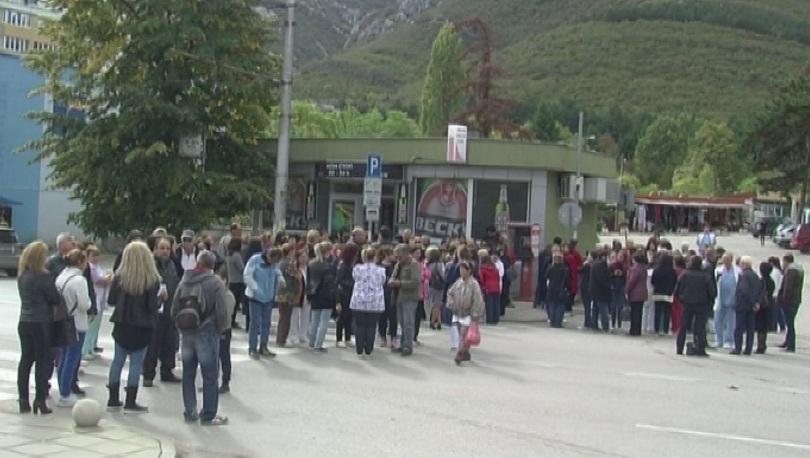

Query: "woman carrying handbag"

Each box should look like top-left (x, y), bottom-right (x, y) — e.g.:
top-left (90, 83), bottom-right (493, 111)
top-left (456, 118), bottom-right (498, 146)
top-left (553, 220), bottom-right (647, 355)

top-left (446, 261), bottom-right (485, 365)
top-left (54, 249), bottom-right (92, 407)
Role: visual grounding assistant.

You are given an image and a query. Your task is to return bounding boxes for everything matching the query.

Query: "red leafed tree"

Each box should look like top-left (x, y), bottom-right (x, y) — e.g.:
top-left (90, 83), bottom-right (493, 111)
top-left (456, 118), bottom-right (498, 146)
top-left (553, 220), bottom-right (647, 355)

top-left (453, 18), bottom-right (532, 140)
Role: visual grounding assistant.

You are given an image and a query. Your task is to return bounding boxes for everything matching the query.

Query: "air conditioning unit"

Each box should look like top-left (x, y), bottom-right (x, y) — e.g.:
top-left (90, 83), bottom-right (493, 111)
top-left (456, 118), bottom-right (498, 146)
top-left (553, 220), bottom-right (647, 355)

top-left (583, 177), bottom-right (620, 204)
top-left (560, 174), bottom-right (584, 200)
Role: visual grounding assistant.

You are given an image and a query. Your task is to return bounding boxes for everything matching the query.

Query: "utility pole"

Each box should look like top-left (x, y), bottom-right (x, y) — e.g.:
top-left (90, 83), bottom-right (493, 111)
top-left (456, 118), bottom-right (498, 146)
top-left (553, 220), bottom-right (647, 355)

top-left (273, 0), bottom-right (295, 234)
top-left (574, 111), bottom-right (583, 241)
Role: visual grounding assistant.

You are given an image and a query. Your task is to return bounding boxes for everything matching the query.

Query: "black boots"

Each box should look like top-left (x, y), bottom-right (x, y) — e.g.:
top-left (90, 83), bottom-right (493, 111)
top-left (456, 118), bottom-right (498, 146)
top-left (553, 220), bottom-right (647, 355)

top-left (755, 332), bottom-right (767, 354)
top-left (124, 386), bottom-right (148, 413)
top-left (107, 383), bottom-right (123, 409)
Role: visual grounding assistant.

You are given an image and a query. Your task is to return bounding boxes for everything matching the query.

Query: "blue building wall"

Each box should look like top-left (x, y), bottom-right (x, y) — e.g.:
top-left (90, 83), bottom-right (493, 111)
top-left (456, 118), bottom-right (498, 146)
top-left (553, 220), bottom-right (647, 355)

top-left (0, 54), bottom-right (43, 242)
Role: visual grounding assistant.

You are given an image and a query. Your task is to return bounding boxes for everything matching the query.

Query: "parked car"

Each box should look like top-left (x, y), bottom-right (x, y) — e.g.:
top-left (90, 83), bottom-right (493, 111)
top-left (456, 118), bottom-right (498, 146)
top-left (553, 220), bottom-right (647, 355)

top-left (790, 224), bottom-right (810, 253)
top-left (773, 224), bottom-right (795, 248)
top-left (0, 225), bottom-right (22, 277)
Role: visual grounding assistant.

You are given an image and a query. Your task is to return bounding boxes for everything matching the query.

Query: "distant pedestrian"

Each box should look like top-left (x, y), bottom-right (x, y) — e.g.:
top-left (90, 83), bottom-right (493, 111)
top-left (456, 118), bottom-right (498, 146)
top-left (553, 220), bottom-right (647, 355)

top-left (275, 243), bottom-right (301, 347)
top-left (106, 241), bottom-right (161, 412)
top-left (142, 237), bottom-right (181, 386)
top-left (675, 255), bottom-right (712, 356)
top-left (335, 243), bottom-right (358, 348)
top-left (54, 249), bottom-right (91, 407)
top-left (755, 262), bottom-right (775, 354)
top-left (288, 251), bottom-right (311, 346)
top-left (778, 254), bottom-right (803, 352)
top-left (426, 247), bottom-right (445, 330)
top-left (172, 251), bottom-right (231, 426)
top-left (768, 256), bottom-right (786, 333)
top-left (579, 252), bottom-right (593, 329)
top-left (447, 261), bottom-right (485, 365)
top-left (307, 242), bottom-right (337, 352)
top-left (16, 241), bottom-right (59, 415)
top-left (478, 250), bottom-right (501, 325)
top-left (377, 247), bottom-right (398, 348)
top-left (651, 252), bottom-right (677, 335)
top-left (389, 244), bottom-right (421, 356)
top-left (589, 250), bottom-right (611, 332)
top-left (625, 252), bottom-right (648, 336)
top-left (350, 248), bottom-right (386, 357)
top-left (243, 247), bottom-right (283, 359)
top-left (696, 225), bottom-right (717, 257)
top-left (225, 238), bottom-right (245, 330)
top-left (82, 245), bottom-right (110, 360)
top-left (564, 241), bottom-right (583, 312)
top-left (609, 251), bottom-right (626, 330)
top-left (714, 254), bottom-right (739, 349)
top-left (545, 251), bottom-right (570, 328)
top-left (731, 256), bottom-right (761, 355)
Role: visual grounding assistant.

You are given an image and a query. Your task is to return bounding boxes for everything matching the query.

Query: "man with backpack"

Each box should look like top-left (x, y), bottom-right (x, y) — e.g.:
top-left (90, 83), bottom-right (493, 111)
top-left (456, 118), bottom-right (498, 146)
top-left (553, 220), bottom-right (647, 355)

top-left (171, 251), bottom-right (232, 426)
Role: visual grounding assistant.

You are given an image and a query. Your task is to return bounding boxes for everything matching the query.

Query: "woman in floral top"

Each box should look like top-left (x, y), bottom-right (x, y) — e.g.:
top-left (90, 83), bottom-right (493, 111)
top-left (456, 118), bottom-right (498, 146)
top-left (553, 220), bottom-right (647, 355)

top-left (447, 261), bottom-right (485, 365)
top-left (350, 248), bottom-right (387, 358)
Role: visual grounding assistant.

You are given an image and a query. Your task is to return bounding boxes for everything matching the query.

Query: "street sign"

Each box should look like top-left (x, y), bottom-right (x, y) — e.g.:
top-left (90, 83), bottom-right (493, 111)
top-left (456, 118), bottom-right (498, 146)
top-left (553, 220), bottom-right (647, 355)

top-left (364, 154), bottom-right (382, 210)
top-left (530, 224), bottom-right (541, 257)
top-left (558, 202), bottom-right (582, 230)
top-left (367, 154), bottom-right (382, 179)
top-left (365, 207), bottom-right (380, 222)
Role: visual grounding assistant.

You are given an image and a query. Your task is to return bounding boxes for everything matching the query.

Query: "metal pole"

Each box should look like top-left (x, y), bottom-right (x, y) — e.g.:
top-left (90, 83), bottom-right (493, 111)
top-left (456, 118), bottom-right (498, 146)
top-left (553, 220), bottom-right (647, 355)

top-left (574, 111), bottom-right (583, 241)
top-left (273, 0), bottom-right (295, 234)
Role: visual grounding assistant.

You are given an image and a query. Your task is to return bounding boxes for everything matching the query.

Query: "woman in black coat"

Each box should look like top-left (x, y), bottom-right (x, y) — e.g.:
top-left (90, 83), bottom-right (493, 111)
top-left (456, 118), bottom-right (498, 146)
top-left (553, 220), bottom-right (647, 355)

top-left (335, 243), bottom-right (358, 348)
top-left (755, 262), bottom-right (775, 354)
top-left (545, 252), bottom-right (570, 328)
top-left (651, 252), bottom-right (677, 335)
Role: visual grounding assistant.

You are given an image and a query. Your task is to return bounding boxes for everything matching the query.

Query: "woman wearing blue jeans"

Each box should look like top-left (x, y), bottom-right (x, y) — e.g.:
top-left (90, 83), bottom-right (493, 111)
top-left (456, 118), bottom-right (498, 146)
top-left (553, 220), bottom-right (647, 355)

top-left (54, 249), bottom-right (92, 407)
top-left (106, 241), bottom-right (162, 412)
top-left (244, 247), bottom-right (283, 358)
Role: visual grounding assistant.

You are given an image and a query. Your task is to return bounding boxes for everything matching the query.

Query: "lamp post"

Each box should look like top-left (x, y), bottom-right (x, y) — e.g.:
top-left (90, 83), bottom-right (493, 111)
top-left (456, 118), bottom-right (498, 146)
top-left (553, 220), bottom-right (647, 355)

top-left (273, 0), bottom-right (296, 234)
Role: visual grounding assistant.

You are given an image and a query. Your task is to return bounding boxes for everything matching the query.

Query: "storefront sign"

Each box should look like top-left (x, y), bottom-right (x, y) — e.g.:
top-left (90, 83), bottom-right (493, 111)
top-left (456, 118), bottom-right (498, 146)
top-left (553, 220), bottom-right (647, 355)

top-left (416, 179), bottom-right (468, 239)
top-left (447, 124), bottom-right (468, 163)
top-left (315, 162), bottom-right (403, 180)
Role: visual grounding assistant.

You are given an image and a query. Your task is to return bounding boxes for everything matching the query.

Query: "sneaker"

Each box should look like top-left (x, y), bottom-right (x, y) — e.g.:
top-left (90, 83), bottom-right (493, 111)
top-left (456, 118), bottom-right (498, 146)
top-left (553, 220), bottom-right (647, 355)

top-left (184, 412), bottom-right (199, 423)
top-left (218, 384), bottom-right (230, 394)
top-left (400, 349), bottom-right (413, 357)
top-left (143, 379), bottom-right (154, 387)
top-left (57, 396), bottom-right (77, 408)
top-left (201, 415), bottom-right (229, 426)
top-left (313, 347), bottom-right (328, 353)
top-left (346, 341), bottom-right (355, 348)
top-left (336, 341), bottom-right (344, 348)
top-left (249, 351), bottom-right (260, 360)
top-left (161, 373), bottom-right (181, 383)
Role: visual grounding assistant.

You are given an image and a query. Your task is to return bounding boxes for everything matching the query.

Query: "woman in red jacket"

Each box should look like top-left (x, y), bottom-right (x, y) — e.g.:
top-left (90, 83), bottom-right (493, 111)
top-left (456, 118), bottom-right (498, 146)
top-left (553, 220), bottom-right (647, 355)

top-left (478, 250), bottom-right (501, 325)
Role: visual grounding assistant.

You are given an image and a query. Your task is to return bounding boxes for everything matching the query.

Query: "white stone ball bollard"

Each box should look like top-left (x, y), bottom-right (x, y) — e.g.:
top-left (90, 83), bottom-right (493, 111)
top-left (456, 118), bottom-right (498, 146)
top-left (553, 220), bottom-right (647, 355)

top-left (72, 398), bottom-right (103, 428)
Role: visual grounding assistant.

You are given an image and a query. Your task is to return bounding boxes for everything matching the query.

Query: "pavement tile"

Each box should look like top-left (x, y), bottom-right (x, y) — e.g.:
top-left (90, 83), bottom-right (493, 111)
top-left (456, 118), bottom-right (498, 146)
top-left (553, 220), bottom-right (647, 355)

top-left (0, 434), bottom-right (31, 448)
top-left (52, 434), bottom-right (107, 448)
top-left (0, 451), bottom-right (25, 458)
top-left (47, 450), bottom-right (105, 458)
top-left (116, 449), bottom-right (163, 458)
top-left (10, 442), bottom-right (70, 455)
top-left (86, 440), bottom-right (149, 455)
top-left (95, 428), bottom-right (138, 440)
top-left (8, 426), bottom-right (71, 441)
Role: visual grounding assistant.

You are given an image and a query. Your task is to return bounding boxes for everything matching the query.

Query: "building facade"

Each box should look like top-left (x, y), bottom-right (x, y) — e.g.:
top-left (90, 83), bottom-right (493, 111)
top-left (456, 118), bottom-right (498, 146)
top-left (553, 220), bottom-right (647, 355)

top-left (261, 138), bottom-right (619, 251)
top-left (0, 0), bottom-right (79, 243)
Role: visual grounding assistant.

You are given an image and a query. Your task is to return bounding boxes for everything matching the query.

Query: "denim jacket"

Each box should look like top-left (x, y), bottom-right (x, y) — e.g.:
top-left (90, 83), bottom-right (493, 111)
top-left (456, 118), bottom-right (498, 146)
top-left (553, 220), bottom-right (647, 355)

top-left (244, 253), bottom-right (283, 303)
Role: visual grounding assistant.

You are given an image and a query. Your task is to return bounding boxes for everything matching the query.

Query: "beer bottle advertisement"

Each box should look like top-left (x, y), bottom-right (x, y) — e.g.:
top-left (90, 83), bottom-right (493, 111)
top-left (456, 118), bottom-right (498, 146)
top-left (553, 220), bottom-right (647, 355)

top-left (415, 179), bottom-right (468, 239)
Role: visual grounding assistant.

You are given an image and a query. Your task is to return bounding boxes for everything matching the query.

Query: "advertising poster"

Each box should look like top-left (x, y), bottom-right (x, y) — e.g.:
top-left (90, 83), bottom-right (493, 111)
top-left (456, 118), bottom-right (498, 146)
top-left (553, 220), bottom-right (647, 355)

top-left (264, 178), bottom-right (309, 230)
top-left (415, 179), bottom-right (468, 239)
top-left (331, 200), bottom-right (355, 234)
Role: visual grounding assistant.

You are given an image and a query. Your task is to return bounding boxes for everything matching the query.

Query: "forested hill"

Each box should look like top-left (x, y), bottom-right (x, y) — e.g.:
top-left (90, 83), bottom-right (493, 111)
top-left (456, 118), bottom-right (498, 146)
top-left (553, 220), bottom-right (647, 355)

top-left (292, 0), bottom-right (810, 117)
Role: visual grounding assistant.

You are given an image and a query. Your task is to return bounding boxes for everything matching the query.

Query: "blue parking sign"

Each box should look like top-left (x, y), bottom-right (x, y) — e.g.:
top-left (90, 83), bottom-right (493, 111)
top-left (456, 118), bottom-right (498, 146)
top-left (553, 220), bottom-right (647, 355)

top-left (367, 154), bottom-right (382, 178)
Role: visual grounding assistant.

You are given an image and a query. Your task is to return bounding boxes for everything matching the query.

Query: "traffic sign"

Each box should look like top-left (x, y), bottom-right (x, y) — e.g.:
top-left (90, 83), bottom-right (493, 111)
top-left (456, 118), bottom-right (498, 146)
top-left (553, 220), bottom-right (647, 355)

top-left (367, 154), bottom-right (382, 179)
top-left (365, 207), bottom-right (380, 222)
top-left (558, 202), bottom-right (582, 230)
top-left (364, 154), bottom-right (383, 209)
top-left (530, 224), bottom-right (541, 257)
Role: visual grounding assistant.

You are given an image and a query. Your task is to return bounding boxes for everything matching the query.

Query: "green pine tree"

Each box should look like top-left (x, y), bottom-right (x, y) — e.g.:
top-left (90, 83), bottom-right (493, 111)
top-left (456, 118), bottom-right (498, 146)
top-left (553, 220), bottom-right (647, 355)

top-left (418, 23), bottom-right (464, 136)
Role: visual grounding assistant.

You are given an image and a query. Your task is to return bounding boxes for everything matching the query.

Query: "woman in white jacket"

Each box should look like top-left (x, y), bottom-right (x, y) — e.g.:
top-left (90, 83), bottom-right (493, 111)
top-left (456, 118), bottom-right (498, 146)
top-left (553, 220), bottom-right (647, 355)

top-left (54, 249), bottom-right (92, 407)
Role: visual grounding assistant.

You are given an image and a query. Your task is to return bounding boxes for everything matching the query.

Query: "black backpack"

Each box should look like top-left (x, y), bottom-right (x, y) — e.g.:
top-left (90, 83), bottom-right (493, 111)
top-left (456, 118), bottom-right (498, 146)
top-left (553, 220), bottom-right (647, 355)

top-left (175, 282), bottom-right (208, 331)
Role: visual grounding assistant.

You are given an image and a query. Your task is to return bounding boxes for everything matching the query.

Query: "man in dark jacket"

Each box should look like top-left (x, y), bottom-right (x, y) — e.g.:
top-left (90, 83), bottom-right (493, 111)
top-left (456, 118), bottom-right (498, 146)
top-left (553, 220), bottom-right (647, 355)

top-left (732, 256), bottom-right (762, 355)
top-left (675, 256), bottom-right (712, 356)
top-left (779, 254), bottom-right (804, 352)
top-left (589, 249), bottom-right (611, 332)
top-left (545, 252), bottom-right (569, 328)
top-left (143, 237), bottom-right (181, 386)
top-left (171, 250), bottom-right (231, 426)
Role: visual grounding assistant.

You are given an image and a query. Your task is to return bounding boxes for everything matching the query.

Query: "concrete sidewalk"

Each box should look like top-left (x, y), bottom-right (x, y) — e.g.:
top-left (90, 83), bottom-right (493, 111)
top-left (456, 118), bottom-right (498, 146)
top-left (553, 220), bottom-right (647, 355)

top-left (0, 403), bottom-right (174, 457)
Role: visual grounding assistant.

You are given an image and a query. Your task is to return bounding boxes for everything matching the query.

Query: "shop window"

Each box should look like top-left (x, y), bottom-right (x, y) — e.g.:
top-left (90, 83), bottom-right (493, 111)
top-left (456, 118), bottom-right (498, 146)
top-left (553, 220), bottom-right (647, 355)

top-left (471, 181), bottom-right (529, 240)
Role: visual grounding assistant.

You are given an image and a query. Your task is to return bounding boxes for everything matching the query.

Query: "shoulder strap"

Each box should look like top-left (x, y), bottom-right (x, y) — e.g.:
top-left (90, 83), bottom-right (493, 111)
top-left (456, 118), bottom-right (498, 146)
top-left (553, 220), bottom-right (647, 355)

top-left (59, 273), bottom-right (83, 315)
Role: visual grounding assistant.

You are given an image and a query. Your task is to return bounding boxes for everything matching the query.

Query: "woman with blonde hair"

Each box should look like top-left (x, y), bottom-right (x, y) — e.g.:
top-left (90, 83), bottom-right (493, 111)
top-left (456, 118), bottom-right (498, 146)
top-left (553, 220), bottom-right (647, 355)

top-left (16, 241), bottom-right (59, 414)
top-left (106, 241), bottom-right (161, 412)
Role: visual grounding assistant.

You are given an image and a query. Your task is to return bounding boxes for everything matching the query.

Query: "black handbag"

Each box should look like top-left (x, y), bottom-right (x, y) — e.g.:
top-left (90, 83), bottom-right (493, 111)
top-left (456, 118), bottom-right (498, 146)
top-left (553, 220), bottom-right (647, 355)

top-left (52, 274), bottom-right (81, 347)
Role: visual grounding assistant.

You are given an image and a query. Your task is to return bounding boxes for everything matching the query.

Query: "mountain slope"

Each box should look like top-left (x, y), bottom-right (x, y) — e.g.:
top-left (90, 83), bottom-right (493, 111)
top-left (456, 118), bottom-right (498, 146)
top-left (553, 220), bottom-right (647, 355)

top-left (293, 0), bottom-right (810, 117)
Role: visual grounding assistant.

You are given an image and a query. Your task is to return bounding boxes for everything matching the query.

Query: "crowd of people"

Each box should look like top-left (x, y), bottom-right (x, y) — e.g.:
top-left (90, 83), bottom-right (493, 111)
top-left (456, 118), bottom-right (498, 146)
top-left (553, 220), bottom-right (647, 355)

top-left (13, 223), bottom-right (804, 424)
top-left (534, 227), bottom-right (804, 359)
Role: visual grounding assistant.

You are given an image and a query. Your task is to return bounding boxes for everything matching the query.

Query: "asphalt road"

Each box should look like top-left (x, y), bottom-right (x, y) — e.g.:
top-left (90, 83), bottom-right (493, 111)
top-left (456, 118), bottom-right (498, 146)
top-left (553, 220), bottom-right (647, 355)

top-left (0, 233), bottom-right (807, 457)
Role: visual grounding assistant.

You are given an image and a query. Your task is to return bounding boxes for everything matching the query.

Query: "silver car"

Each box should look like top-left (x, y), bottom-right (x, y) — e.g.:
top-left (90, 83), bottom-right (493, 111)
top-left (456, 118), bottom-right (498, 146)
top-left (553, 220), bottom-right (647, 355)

top-left (0, 226), bottom-right (22, 277)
